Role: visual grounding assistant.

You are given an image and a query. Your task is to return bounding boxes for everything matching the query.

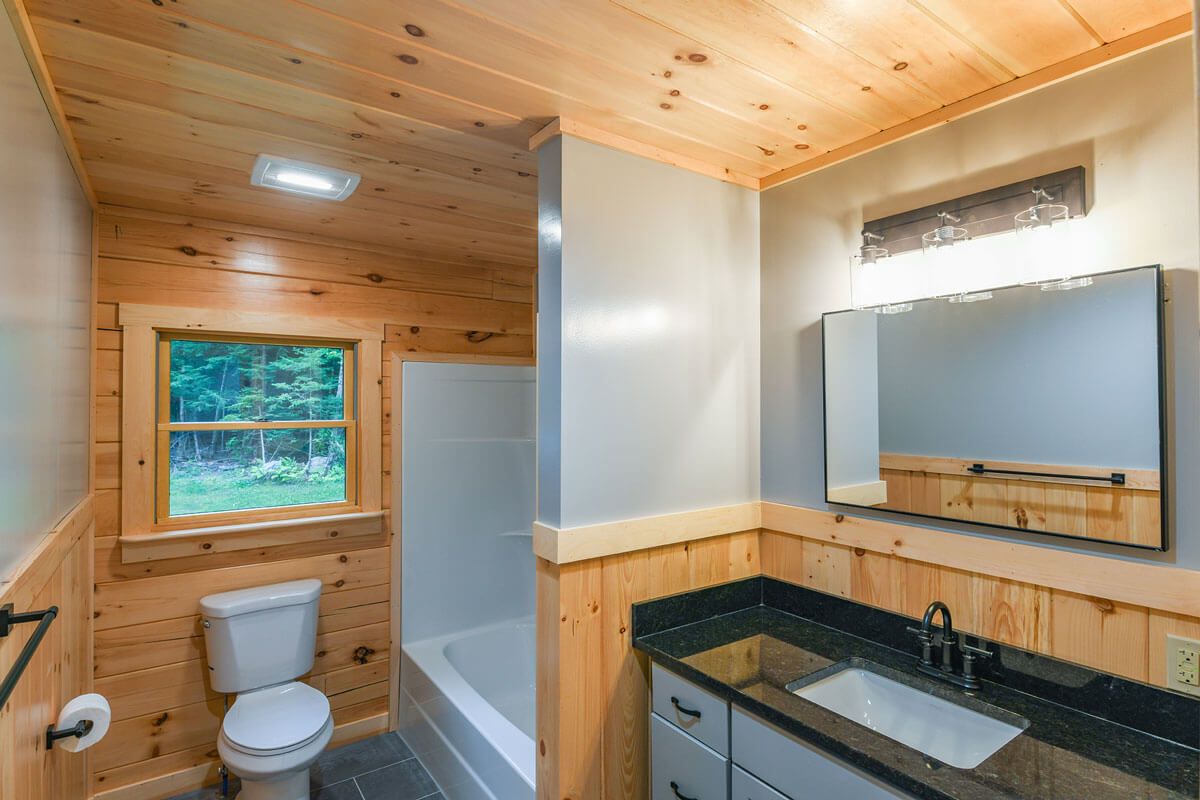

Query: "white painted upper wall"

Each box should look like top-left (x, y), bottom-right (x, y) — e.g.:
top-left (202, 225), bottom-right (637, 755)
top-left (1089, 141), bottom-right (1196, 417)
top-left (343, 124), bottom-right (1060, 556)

top-left (761, 40), bottom-right (1199, 567)
top-left (0, 14), bottom-right (92, 582)
top-left (537, 135), bottom-right (760, 529)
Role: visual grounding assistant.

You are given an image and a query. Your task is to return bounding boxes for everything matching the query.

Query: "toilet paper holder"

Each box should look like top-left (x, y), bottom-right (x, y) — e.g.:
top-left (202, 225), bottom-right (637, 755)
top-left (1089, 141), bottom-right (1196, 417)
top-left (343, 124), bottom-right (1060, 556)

top-left (47, 719), bottom-right (94, 750)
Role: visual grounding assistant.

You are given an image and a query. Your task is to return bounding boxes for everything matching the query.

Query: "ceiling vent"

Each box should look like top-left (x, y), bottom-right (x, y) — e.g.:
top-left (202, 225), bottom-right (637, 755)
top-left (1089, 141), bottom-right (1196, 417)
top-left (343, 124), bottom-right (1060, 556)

top-left (250, 154), bottom-right (360, 201)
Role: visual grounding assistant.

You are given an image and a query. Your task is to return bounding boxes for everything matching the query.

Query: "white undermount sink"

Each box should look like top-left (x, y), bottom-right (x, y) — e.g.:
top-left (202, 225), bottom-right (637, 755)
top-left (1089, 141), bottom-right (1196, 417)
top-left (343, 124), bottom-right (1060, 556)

top-left (791, 662), bottom-right (1026, 769)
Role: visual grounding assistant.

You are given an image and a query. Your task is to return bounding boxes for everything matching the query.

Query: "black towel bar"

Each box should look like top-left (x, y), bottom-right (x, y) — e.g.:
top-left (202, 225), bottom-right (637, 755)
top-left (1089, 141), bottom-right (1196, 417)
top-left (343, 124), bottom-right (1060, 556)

top-left (967, 463), bottom-right (1125, 486)
top-left (0, 604), bottom-right (59, 709)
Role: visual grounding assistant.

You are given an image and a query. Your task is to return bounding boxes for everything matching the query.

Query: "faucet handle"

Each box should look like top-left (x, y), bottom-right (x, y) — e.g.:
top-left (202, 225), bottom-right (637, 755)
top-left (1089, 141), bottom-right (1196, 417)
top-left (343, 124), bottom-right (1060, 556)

top-left (906, 626), bottom-right (935, 667)
top-left (961, 641), bottom-right (993, 659)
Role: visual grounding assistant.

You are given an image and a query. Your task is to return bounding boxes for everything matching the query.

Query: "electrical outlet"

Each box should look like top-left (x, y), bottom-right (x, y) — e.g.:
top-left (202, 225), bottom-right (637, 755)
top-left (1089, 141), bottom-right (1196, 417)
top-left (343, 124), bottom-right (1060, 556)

top-left (1166, 635), bottom-right (1200, 696)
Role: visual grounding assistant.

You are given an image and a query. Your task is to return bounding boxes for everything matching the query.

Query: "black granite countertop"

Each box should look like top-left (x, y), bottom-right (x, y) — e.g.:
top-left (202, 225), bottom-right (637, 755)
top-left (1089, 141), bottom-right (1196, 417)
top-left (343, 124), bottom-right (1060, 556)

top-left (633, 577), bottom-right (1200, 800)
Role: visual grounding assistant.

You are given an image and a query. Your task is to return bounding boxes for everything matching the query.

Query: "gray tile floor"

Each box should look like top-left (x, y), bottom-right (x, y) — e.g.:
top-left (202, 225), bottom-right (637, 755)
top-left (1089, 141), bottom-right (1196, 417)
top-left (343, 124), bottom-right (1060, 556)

top-left (169, 732), bottom-right (442, 800)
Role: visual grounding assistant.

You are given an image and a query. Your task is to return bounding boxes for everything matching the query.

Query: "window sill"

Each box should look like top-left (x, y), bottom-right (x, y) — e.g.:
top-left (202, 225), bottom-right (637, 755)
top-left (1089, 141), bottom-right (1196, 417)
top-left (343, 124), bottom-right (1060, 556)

top-left (119, 510), bottom-right (387, 563)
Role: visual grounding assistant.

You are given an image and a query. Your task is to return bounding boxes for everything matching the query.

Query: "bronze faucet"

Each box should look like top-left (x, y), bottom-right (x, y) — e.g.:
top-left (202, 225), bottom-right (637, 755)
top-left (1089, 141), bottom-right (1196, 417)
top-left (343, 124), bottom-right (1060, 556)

top-left (907, 600), bottom-right (992, 691)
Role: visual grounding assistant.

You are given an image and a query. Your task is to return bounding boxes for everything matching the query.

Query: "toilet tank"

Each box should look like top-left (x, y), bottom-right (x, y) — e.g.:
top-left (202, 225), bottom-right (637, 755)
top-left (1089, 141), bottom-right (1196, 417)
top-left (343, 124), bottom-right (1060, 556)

top-left (200, 579), bottom-right (322, 694)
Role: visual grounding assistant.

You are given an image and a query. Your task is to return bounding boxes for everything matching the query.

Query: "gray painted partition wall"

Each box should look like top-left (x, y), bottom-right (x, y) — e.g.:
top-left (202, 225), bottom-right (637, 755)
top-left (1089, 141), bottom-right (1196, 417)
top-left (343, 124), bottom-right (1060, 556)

top-left (536, 136), bottom-right (761, 530)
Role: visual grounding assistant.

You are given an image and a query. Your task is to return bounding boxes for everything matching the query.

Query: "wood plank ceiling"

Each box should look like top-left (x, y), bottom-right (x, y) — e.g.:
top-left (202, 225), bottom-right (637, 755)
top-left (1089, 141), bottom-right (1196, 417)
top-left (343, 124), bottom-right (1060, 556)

top-left (24, 0), bottom-right (1191, 271)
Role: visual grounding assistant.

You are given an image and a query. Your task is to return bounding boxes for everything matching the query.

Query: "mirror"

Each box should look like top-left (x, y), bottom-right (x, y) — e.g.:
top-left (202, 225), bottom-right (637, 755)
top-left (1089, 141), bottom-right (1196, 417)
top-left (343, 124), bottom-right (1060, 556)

top-left (822, 266), bottom-right (1166, 550)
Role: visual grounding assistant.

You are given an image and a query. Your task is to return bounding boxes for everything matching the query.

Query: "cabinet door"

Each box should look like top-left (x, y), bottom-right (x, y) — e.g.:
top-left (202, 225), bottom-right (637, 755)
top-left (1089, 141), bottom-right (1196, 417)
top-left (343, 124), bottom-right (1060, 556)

top-left (731, 766), bottom-right (790, 800)
top-left (652, 714), bottom-right (729, 800)
top-left (731, 708), bottom-right (910, 799)
top-left (652, 663), bottom-right (730, 754)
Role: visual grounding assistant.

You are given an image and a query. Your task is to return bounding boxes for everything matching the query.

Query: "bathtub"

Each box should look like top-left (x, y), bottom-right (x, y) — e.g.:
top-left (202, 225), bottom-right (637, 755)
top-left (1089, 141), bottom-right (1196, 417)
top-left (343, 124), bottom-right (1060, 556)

top-left (399, 617), bottom-right (536, 800)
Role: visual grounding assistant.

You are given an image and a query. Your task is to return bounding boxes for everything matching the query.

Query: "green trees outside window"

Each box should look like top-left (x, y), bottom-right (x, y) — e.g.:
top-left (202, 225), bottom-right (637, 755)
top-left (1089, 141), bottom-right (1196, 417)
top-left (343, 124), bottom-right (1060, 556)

top-left (164, 338), bottom-right (354, 517)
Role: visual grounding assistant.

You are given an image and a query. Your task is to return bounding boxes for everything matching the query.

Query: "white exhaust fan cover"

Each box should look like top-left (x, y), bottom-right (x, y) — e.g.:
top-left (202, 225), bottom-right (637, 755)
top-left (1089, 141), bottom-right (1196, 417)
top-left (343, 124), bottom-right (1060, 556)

top-left (250, 154), bottom-right (360, 201)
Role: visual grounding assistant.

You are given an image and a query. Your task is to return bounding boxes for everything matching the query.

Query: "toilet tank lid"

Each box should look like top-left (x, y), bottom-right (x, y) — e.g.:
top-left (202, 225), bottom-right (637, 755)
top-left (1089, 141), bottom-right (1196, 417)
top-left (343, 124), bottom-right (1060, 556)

top-left (200, 579), bottom-right (323, 619)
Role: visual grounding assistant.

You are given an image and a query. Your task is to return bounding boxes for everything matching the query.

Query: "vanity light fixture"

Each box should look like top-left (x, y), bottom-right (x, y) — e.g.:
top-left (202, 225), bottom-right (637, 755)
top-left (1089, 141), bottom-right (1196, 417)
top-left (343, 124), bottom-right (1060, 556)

top-left (855, 231), bottom-right (889, 266)
top-left (250, 154), bottom-right (361, 201)
top-left (1014, 186), bottom-right (1085, 290)
top-left (1014, 186), bottom-right (1069, 234)
top-left (873, 302), bottom-right (913, 315)
top-left (920, 211), bottom-right (967, 252)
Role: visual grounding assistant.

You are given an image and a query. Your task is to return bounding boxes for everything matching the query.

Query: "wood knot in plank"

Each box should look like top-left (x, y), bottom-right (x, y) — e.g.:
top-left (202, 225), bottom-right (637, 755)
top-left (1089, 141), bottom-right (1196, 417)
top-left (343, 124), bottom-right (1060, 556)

top-left (1090, 597), bottom-right (1115, 614)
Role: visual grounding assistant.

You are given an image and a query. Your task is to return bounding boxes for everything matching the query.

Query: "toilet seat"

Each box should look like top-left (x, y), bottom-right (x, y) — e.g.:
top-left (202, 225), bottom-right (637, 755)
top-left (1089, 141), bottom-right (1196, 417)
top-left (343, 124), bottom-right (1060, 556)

top-left (222, 681), bottom-right (331, 756)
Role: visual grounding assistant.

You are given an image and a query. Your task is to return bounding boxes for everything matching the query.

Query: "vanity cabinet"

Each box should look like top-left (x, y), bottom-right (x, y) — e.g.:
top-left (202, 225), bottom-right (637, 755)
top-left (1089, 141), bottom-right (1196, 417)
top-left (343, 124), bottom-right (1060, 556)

top-left (651, 715), bottom-right (728, 800)
top-left (731, 708), bottom-right (908, 799)
top-left (651, 663), bottom-right (730, 754)
top-left (650, 662), bottom-right (911, 800)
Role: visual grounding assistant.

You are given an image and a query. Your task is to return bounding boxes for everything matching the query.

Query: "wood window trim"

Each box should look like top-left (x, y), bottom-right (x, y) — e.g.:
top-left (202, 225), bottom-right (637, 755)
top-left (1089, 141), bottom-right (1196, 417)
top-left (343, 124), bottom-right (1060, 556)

top-left (119, 304), bottom-right (384, 561)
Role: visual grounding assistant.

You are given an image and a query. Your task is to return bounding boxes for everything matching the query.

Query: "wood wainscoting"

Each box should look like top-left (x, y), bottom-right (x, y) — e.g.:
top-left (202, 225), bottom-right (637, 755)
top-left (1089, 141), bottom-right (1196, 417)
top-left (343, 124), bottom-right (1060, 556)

top-left (877, 454), bottom-right (1162, 547)
top-left (0, 496), bottom-right (95, 800)
top-left (92, 206), bottom-right (535, 800)
top-left (536, 530), bottom-right (761, 800)
top-left (761, 529), bottom-right (1184, 683)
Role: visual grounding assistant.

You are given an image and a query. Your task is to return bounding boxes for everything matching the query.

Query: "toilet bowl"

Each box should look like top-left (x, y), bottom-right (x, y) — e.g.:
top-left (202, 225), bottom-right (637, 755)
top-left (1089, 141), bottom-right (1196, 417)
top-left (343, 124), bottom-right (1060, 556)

top-left (201, 579), bottom-right (330, 800)
top-left (217, 682), bottom-right (333, 800)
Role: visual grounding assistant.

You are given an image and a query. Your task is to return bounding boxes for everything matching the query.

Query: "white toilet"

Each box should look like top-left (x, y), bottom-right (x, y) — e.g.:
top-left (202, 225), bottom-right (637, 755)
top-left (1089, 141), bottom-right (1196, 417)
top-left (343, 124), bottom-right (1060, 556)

top-left (200, 579), bottom-right (333, 800)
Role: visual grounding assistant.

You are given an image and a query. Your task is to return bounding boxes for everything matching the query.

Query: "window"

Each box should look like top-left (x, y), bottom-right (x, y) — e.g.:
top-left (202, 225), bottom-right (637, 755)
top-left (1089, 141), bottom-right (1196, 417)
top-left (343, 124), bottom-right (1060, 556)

top-left (156, 334), bottom-right (358, 523)
top-left (118, 304), bottom-right (384, 556)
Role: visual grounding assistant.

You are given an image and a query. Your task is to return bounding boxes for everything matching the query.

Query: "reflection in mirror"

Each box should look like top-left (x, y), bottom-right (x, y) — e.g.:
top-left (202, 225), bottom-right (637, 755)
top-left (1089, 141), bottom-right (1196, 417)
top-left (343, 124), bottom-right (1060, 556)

top-left (823, 266), bottom-right (1165, 550)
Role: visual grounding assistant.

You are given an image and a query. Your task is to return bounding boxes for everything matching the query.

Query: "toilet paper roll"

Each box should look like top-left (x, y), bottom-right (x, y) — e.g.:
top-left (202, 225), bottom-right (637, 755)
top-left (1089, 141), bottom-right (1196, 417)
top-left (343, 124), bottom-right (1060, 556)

top-left (54, 693), bottom-right (111, 753)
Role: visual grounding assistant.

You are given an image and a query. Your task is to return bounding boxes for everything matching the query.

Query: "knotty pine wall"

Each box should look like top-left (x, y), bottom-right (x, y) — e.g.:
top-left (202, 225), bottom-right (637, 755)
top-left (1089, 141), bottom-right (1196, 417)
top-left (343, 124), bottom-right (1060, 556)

top-left (0, 499), bottom-right (94, 800)
top-left (93, 206), bottom-right (534, 800)
top-left (539, 526), bottom-right (1200, 800)
top-left (537, 530), bottom-right (761, 800)
top-left (759, 529), bottom-right (1200, 685)
top-left (877, 467), bottom-right (1161, 547)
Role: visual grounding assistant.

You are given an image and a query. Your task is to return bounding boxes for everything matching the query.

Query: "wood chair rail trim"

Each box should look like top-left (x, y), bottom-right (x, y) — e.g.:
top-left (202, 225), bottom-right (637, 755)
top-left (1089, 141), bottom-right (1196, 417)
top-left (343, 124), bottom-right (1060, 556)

top-left (532, 499), bottom-right (1200, 617)
top-left (762, 502), bottom-right (1200, 617)
top-left (533, 502), bottom-right (763, 564)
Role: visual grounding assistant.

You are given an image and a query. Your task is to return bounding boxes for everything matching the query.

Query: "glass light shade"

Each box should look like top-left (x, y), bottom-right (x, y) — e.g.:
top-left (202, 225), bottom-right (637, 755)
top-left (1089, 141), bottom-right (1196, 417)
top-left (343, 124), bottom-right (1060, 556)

top-left (1015, 203), bottom-right (1075, 286)
top-left (921, 224), bottom-right (966, 253)
top-left (1040, 276), bottom-right (1094, 291)
top-left (874, 302), bottom-right (913, 315)
top-left (1014, 202), bottom-right (1069, 233)
top-left (947, 290), bottom-right (993, 304)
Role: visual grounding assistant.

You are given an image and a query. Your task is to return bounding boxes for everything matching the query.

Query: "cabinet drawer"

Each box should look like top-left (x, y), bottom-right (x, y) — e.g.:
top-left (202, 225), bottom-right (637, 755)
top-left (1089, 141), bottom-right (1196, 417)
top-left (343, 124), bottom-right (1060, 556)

top-left (731, 707), bottom-right (909, 799)
top-left (652, 714), bottom-right (729, 800)
top-left (731, 766), bottom-right (789, 800)
top-left (652, 663), bottom-right (730, 754)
